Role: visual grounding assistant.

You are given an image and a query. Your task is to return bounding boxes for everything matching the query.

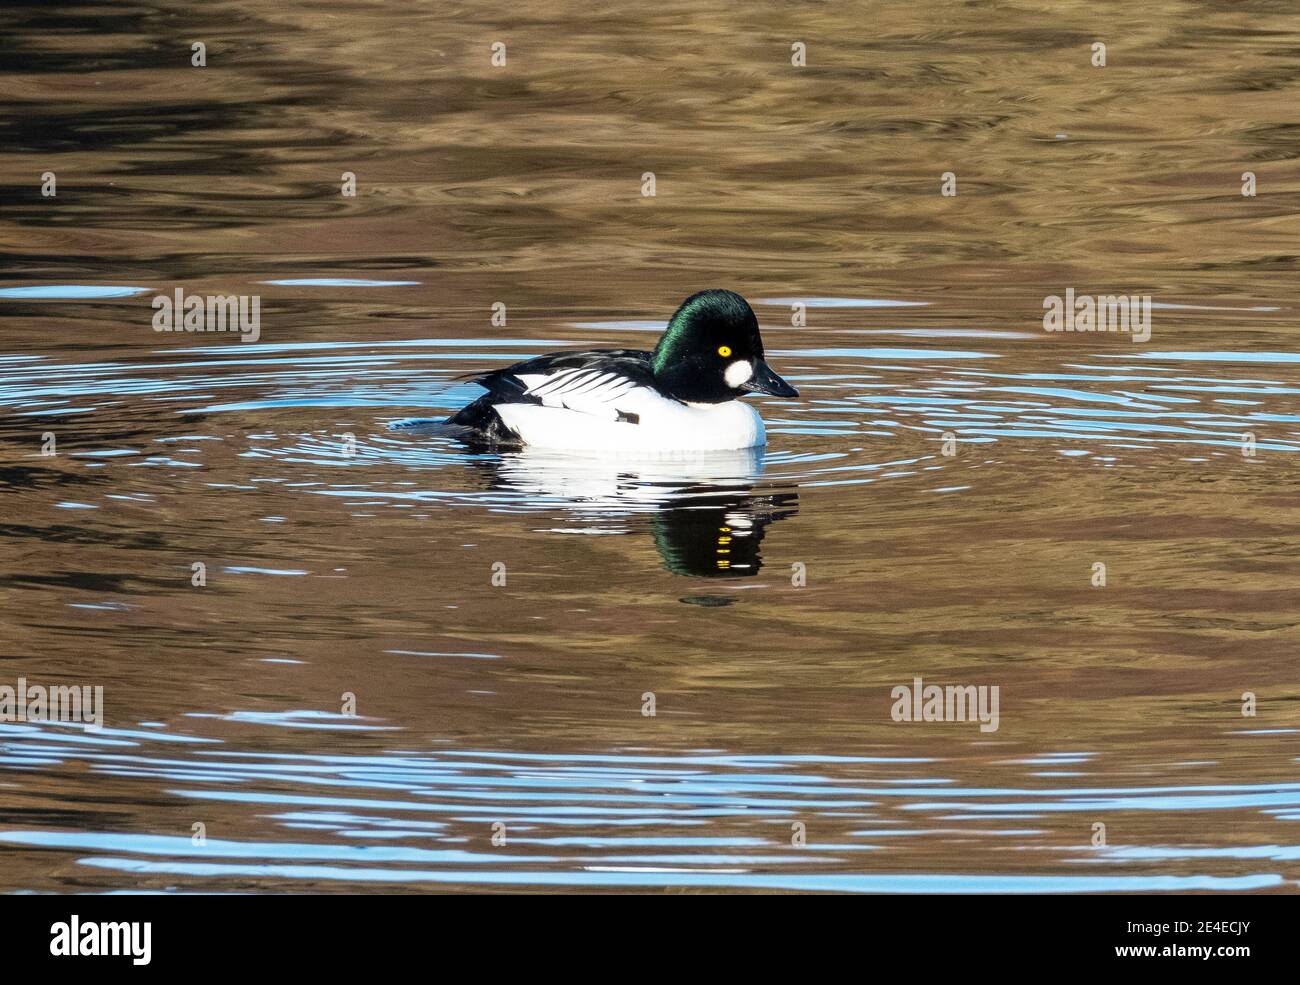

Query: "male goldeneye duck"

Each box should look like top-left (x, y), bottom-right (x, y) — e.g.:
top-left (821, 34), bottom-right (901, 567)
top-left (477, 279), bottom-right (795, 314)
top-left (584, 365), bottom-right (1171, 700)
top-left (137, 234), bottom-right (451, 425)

top-left (444, 289), bottom-right (798, 451)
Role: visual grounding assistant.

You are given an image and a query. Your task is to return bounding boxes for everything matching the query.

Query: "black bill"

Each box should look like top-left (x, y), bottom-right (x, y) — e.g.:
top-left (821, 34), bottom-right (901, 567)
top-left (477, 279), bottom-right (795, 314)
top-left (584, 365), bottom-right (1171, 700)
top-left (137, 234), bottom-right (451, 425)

top-left (741, 359), bottom-right (799, 398)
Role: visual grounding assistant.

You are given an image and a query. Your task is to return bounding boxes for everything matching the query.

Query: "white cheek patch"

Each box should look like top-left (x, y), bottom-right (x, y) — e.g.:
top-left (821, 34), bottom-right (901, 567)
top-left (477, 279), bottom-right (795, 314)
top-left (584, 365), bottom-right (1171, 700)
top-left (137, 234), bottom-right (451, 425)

top-left (724, 360), bottom-right (753, 388)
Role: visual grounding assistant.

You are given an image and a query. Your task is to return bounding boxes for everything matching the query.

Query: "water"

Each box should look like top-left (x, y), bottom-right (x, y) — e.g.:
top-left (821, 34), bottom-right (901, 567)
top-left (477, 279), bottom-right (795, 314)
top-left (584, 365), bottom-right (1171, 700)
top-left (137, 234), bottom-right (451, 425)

top-left (1, 1), bottom-right (1298, 893)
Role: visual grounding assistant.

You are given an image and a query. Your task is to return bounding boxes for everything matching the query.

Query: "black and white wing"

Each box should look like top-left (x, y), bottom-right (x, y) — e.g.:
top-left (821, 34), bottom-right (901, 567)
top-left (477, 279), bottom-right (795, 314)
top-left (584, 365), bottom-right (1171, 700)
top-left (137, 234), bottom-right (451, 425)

top-left (467, 349), bottom-right (656, 420)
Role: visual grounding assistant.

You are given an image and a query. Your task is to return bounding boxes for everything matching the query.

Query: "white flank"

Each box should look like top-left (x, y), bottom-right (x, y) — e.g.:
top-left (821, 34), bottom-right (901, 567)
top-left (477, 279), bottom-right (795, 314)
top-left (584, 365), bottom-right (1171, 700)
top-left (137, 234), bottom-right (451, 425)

top-left (495, 386), bottom-right (766, 451)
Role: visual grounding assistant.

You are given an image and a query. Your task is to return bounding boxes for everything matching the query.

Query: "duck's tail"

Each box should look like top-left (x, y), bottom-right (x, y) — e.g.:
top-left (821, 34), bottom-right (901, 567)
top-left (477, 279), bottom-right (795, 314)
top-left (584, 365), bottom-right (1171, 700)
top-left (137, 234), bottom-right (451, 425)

top-left (389, 396), bottom-right (523, 449)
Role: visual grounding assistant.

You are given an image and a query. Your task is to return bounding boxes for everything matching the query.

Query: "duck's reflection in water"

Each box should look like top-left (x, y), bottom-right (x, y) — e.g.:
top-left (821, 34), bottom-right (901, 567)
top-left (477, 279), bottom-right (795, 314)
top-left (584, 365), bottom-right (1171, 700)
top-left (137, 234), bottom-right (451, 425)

top-left (482, 446), bottom-right (797, 577)
top-left (649, 492), bottom-right (797, 577)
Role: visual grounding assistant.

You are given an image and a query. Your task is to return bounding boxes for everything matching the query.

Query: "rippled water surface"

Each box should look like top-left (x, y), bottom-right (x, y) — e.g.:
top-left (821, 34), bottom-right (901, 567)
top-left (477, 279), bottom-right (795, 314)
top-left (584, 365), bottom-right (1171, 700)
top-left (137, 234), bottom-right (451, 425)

top-left (2, 1), bottom-right (1299, 893)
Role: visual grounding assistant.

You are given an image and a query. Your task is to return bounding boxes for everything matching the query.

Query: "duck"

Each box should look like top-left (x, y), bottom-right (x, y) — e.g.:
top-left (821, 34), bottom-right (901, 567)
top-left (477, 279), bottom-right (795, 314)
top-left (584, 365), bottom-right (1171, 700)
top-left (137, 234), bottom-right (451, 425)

top-left (442, 289), bottom-right (798, 451)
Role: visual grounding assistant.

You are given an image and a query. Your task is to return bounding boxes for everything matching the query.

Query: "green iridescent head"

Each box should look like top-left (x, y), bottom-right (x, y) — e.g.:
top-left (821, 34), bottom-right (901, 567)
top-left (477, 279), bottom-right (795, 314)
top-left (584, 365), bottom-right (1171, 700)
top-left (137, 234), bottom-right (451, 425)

top-left (651, 290), bottom-right (798, 404)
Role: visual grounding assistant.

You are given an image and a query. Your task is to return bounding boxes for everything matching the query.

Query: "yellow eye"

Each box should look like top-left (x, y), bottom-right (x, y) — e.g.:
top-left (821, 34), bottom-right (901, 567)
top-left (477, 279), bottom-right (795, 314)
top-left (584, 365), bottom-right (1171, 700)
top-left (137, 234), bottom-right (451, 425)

top-left (718, 345), bottom-right (732, 357)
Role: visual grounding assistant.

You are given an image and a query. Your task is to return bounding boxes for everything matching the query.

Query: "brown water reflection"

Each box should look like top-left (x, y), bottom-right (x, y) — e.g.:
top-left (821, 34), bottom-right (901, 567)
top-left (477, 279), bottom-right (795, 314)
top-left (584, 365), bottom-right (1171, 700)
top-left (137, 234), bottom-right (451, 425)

top-left (1, 1), bottom-right (1298, 893)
